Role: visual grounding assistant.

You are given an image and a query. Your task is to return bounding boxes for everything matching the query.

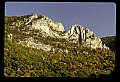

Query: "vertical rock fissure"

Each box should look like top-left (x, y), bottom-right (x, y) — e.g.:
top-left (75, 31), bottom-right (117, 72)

top-left (78, 26), bottom-right (82, 46)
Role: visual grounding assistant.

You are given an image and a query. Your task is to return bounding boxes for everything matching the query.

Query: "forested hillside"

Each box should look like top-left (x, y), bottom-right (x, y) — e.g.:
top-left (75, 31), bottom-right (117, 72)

top-left (4, 16), bottom-right (115, 78)
top-left (4, 36), bottom-right (115, 77)
top-left (101, 36), bottom-right (116, 53)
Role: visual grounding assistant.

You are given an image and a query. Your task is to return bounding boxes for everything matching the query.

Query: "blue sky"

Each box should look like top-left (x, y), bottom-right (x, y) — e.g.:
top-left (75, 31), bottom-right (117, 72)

top-left (5, 2), bottom-right (116, 38)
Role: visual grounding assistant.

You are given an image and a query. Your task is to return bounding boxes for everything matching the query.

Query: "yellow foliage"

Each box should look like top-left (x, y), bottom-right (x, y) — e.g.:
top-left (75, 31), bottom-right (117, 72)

top-left (84, 62), bottom-right (87, 65)
top-left (89, 63), bottom-right (92, 66)
top-left (4, 48), bottom-right (9, 51)
top-left (74, 70), bottom-right (77, 73)
top-left (4, 73), bottom-right (8, 77)
top-left (24, 73), bottom-right (31, 77)
top-left (10, 72), bottom-right (16, 77)
top-left (58, 57), bottom-right (61, 60)
top-left (79, 63), bottom-right (82, 67)
top-left (69, 71), bottom-right (74, 76)
top-left (103, 63), bottom-right (107, 66)
top-left (54, 59), bottom-right (58, 63)
top-left (10, 70), bottom-right (16, 77)
top-left (21, 55), bottom-right (26, 59)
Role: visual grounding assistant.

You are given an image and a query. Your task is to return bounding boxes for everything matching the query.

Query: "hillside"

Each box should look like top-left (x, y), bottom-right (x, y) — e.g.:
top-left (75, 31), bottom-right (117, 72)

top-left (101, 36), bottom-right (116, 53)
top-left (4, 14), bottom-right (115, 77)
top-left (4, 36), bottom-right (115, 77)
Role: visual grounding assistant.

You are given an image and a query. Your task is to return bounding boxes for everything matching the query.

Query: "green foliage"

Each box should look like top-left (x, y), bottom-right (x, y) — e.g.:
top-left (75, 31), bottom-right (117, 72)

top-left (4, 37), bottom-right (115, 77)
top-left (4, 16), bottom-right (115, 77)
top-left (101, 36), bottom-right (116, 53)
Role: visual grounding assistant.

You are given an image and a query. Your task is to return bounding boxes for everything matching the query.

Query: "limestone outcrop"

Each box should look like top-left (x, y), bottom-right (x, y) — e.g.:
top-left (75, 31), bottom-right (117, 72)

top-left (24, 14), bottom-right (65, 32)
top-left (8, 13), bottom-right (109, 52)
top-left (18, 37), bottom-right (68, 53)
top-left (65, 24), bottom-right (109, 49)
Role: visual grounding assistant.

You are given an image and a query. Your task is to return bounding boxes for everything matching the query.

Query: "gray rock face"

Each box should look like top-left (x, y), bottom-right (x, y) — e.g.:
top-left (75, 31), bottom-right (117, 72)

top-left (49, 22), bottom-right (65, 32)
top-left (18, 37), bottom-right (52, 51)
top-left (22, 14), bottom-right (65, 38)
top-left (65, 24), bottom-right (109, 50)
top-left (18, 37), bottom-right (68, 53)
top-left (9, 14), bottom-right (109, 52)
top-left (24, 14), bottom-right (65, 33)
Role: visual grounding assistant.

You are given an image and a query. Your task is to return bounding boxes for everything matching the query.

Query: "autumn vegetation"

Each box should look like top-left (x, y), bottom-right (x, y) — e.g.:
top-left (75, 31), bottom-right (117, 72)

top-left (4, 16), bottom-right (115, 78)
top-left (101, 36), bottom-right (116, 53)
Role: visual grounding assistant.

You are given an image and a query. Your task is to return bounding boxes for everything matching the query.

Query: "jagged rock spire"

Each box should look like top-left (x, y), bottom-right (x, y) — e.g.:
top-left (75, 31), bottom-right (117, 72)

top-left (8, 14), bottom-right (109, 50)
top-left (67, 24), bottom-right (109, 50)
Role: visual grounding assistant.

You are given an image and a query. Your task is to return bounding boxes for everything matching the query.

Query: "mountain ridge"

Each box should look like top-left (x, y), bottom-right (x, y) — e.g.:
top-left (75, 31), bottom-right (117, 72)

top-left (5, 13), bottom-right (109, 52)
top-left (4, 13), bottom-right (115, 77)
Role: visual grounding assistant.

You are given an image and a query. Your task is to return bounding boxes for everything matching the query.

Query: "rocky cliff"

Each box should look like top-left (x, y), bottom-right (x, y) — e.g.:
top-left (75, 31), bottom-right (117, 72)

top-left (65, 24), bottom-right (109, 49)
top-left (6, 13), bottom-right (109, 53)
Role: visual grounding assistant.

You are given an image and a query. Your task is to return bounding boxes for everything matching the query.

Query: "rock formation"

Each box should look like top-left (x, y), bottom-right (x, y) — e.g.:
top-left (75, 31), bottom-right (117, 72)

top-left (7, 13), bottom-right (109, 52)
top-left (65, 24), bottom-right (109, 49)
top-left (23, 14), bottom-right (65, 32)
